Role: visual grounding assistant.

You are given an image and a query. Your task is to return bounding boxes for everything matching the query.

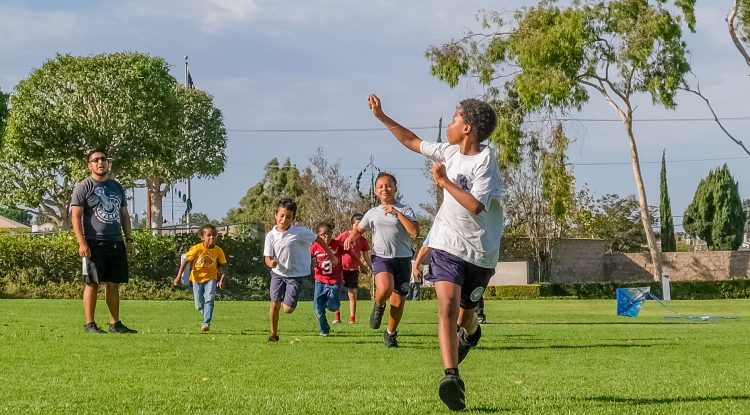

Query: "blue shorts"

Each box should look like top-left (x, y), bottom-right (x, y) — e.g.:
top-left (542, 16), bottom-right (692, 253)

top-left (269, 273), bottom-right (304, 309)
top-left (371, 256), bottom-right (412, 296)
top-left (425, 249), bottom-right (495, 309)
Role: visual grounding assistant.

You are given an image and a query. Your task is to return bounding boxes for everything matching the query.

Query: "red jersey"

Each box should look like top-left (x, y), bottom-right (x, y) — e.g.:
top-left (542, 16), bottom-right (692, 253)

top-left (310, 239), bottom-right (344, 284)
top-left (335, 231), bottom-right (370, 271)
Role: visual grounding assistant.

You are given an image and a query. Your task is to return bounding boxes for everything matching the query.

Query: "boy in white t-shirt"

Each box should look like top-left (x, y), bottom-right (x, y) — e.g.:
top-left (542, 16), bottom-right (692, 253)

top-left (263, 198), bottom-right (338, 342)
top-left (367, 94), bottom-right (502, 411)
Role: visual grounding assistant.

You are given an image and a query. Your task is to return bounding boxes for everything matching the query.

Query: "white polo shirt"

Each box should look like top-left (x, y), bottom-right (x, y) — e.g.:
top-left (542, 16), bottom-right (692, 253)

top-left (263, 225), bottom-right (318, 277)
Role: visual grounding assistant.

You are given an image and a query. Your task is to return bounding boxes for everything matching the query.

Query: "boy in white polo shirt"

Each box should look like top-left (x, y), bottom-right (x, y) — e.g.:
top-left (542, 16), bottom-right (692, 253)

top-left (367, 94), bottom-right (502, 411)
top-left (264, 198), bottom-right (338, 342)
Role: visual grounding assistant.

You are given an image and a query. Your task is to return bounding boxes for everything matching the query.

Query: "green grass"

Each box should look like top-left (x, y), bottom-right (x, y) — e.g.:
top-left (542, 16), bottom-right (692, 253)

top-left (1, 298), bottom-right (749, 414)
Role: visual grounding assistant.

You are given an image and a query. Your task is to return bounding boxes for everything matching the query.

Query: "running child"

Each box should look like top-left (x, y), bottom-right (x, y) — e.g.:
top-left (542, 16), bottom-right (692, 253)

top-left (310, 221), bottom-right (348, 336)
top-left (367, 94), bottom-right (502, 411)
top-left (172, 224), bottom-right (227, 333)
top-left (334, 213), bottom-right (371, 324)
top-left (264, 198), bottom-right (338, 342)
top-left (344, 172), bottom-right (419, 348)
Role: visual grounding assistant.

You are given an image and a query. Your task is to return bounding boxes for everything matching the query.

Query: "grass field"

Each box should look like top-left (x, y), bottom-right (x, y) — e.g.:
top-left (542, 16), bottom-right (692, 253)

top-left (1, 298), bottom-right (748, 414)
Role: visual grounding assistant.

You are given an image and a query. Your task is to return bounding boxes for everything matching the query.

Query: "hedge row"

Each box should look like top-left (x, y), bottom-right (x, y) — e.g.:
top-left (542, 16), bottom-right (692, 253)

top-left (420, 279), bottom-right (750, 300)
top-left (0, 231), bottom-right (273, 300)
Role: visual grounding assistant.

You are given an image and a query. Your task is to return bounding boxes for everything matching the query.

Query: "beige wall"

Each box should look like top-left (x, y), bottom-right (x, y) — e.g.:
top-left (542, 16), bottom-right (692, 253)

top-left (604, 251), bottom-right (750, 282)
top-left (542, 238), bottom-right (750, 283)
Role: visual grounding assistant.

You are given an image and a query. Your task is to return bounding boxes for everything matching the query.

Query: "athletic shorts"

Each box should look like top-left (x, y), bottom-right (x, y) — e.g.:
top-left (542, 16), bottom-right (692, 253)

top-left (371, 256), bottom-right (412, 297)
top-left (269, 273), bottom-right (303, 309)
top-left (425, 249), bottom-right (495, 309)
top-left (342, 270), bottom-right (360, 289)
top-left (86, 239), bottom-right (129, 285)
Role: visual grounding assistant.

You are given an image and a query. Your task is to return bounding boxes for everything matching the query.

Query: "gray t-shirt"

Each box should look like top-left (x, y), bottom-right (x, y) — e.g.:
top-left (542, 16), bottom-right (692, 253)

top-left (358, 202), bottom-right (416, 259)
top-left (71, 177), bottom-right (127, 241)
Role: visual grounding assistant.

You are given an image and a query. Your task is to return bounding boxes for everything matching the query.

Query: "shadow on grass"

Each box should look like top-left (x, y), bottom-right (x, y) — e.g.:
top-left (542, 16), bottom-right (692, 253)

top-left (501, 321), bottom-right (697, 325)
top-left (581, 395), bottom-right (750, 405)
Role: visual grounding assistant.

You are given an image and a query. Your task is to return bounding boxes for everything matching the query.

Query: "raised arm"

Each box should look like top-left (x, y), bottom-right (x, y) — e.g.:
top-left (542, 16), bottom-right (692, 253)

top-left (368, 94), bottom-right (423, 153)
top-left (383, 205), bottom-right (420, 239)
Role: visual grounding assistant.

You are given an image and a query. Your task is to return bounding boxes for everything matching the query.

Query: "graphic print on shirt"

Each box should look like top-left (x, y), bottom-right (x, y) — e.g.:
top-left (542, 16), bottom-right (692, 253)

top-left (456, 174), bottom-right (472, 192)
top-left (196, 254), bottom-right (216, 269)
top-left (93, 187), bottom-right (121, 224)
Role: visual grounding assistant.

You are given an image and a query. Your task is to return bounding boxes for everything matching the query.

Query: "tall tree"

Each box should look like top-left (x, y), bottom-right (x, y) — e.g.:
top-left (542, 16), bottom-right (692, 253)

top-left (426, 0), bottom-right (695, 280)
top-left (683, 165), bottom-right (746, 250)
top-left (660, 150), bottom-right (676, 252)
top-left (744, 199), bottom-right (750, 235)
top-left (1, 53), bottom-right (181, 228)
top-left (225, 158), bottom-right (303, 229)
top-left (297, 148), bottom-right (366, 232)
top-left (503, 123), bottom-right (575, 281)
top-left (143, 85), bottom-right (227, 229)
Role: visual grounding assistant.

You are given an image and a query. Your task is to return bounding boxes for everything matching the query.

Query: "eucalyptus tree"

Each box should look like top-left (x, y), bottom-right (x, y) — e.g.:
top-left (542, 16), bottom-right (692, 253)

top-left (426, 0), bottom-right (696, 279)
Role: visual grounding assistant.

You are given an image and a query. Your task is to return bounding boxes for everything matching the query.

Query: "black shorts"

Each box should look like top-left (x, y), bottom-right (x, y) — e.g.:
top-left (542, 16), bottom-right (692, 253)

top-left (87, 239), bottom-right (129, 285)
top-left (425, 249), bottom-right (494, 309)
top-left (342, 270), bottom-right (360, 289)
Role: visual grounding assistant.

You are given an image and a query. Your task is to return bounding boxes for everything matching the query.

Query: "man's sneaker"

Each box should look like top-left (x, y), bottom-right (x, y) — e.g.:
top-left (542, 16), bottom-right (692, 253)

top-left (439, 374), bottom-right (466, 411)
top-left (201, 324), bottom-right (210, 333)
top-left (268, 334), bottom-right (280, 342)
top-left (84, 322), bottom-right (107, 334)
top-left (457, 325), bottom-right (482, 365)
top-left (349, 316), bottom-right (356, 324)
top-left (108, 321), bottom-right (137, 334)
top-left (369, 302), bottom-right (386, 329)
top-left (383, 330), bottom-right (399, 348)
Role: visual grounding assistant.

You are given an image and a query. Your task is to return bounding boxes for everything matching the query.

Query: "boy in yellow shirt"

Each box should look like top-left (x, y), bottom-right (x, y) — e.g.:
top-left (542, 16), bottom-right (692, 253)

top-left (173, 224), bottom-right (227, 332)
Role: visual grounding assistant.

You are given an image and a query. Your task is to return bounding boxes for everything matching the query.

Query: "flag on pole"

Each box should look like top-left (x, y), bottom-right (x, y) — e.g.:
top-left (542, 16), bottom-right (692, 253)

top-left (187, 69), bottom-right (195, 89)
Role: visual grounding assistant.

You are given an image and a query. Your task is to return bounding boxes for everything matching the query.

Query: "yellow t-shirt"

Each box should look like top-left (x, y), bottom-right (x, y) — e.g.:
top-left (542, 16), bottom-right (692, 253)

top-left (186, 243), bottom-right (227, 284)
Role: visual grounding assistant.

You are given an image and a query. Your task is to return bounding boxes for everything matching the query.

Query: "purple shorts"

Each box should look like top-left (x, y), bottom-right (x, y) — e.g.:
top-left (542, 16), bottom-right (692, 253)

top-left (269, 272), bottom-right (304, 309)
top-left (342, 270), bottom-right (360, 289)
top-left (371, 256), bottom-right (412, 296)
top-left (425, 249), bottom-right (495, 309)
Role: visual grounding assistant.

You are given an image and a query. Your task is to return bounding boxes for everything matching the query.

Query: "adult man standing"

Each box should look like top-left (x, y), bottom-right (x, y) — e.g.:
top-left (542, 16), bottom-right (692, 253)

top-left (71, 149), bottom-right (137, 334)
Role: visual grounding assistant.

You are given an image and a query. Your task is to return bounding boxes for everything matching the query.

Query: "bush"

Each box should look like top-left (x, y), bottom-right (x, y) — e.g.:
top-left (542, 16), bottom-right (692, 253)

top-left (0, 231), bottom-right (272, 300)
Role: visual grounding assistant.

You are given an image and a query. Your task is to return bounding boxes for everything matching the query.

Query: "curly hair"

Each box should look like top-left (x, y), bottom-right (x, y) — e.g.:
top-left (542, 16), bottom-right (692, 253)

top-left (459, 98), bottom-right (497, 142)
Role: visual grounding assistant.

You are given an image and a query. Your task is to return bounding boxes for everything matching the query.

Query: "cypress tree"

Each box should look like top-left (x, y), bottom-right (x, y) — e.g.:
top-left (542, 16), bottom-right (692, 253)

top-left (660, 150), bottom-right (676, 252)
top-left (683, 164), bottom-right (746, 250)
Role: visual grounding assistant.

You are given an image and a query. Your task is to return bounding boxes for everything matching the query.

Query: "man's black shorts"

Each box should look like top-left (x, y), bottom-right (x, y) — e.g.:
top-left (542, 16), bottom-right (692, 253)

top-left (87, 239), bottom-right (129, 284)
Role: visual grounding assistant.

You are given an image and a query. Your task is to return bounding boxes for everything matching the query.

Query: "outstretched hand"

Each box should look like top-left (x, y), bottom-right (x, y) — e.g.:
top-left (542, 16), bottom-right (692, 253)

top-left (367, 94), bottom-right (384, 118)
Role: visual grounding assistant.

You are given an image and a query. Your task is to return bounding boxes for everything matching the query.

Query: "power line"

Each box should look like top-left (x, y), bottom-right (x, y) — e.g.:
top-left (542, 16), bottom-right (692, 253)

top-left (226, 115), bottom-right (750, 134)
top-left (573, 155), bottom-right (750, 166)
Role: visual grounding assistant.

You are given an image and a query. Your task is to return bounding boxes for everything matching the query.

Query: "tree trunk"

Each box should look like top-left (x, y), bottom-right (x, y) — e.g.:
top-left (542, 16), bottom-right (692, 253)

top-left (147, 177), bottom-right (169, 231)
top-left (624, 117), bottom-right (663, 281)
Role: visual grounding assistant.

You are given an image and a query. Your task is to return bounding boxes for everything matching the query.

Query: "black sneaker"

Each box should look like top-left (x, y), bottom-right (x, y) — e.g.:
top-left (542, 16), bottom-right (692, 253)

top-left (369, 302), bottom-right (386, 329)
top-left (108, 321), bottom-right (137, 334)
top-left (457, 325), bottom-right (482, 365)
top-left (439, 374), bottom-right (466, 411)
top-left (383, 330), bottom-right (399, 348)
top-left (84, 322), bottom-right (107, 334)
top-left (267, 334), bottom-right (280, 342)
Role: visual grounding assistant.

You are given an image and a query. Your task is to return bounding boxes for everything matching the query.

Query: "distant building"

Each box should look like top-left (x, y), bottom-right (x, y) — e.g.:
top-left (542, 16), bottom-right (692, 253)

top-left (0, 215), bottom-right (31, 233)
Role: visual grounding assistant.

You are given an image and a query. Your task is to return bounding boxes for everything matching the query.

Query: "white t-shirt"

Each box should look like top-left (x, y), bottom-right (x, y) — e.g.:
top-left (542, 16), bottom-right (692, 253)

top-left (358, 203), bottom-right (416, 259)
top-left (263, 225), bottom-right (318, 278)
top-left (420, 141), bottom-right (504, 269)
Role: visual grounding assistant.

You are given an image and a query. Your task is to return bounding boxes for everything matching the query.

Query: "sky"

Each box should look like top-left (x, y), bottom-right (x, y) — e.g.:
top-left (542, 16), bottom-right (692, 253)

top-left (1, 0), bottom-right (748, 231)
